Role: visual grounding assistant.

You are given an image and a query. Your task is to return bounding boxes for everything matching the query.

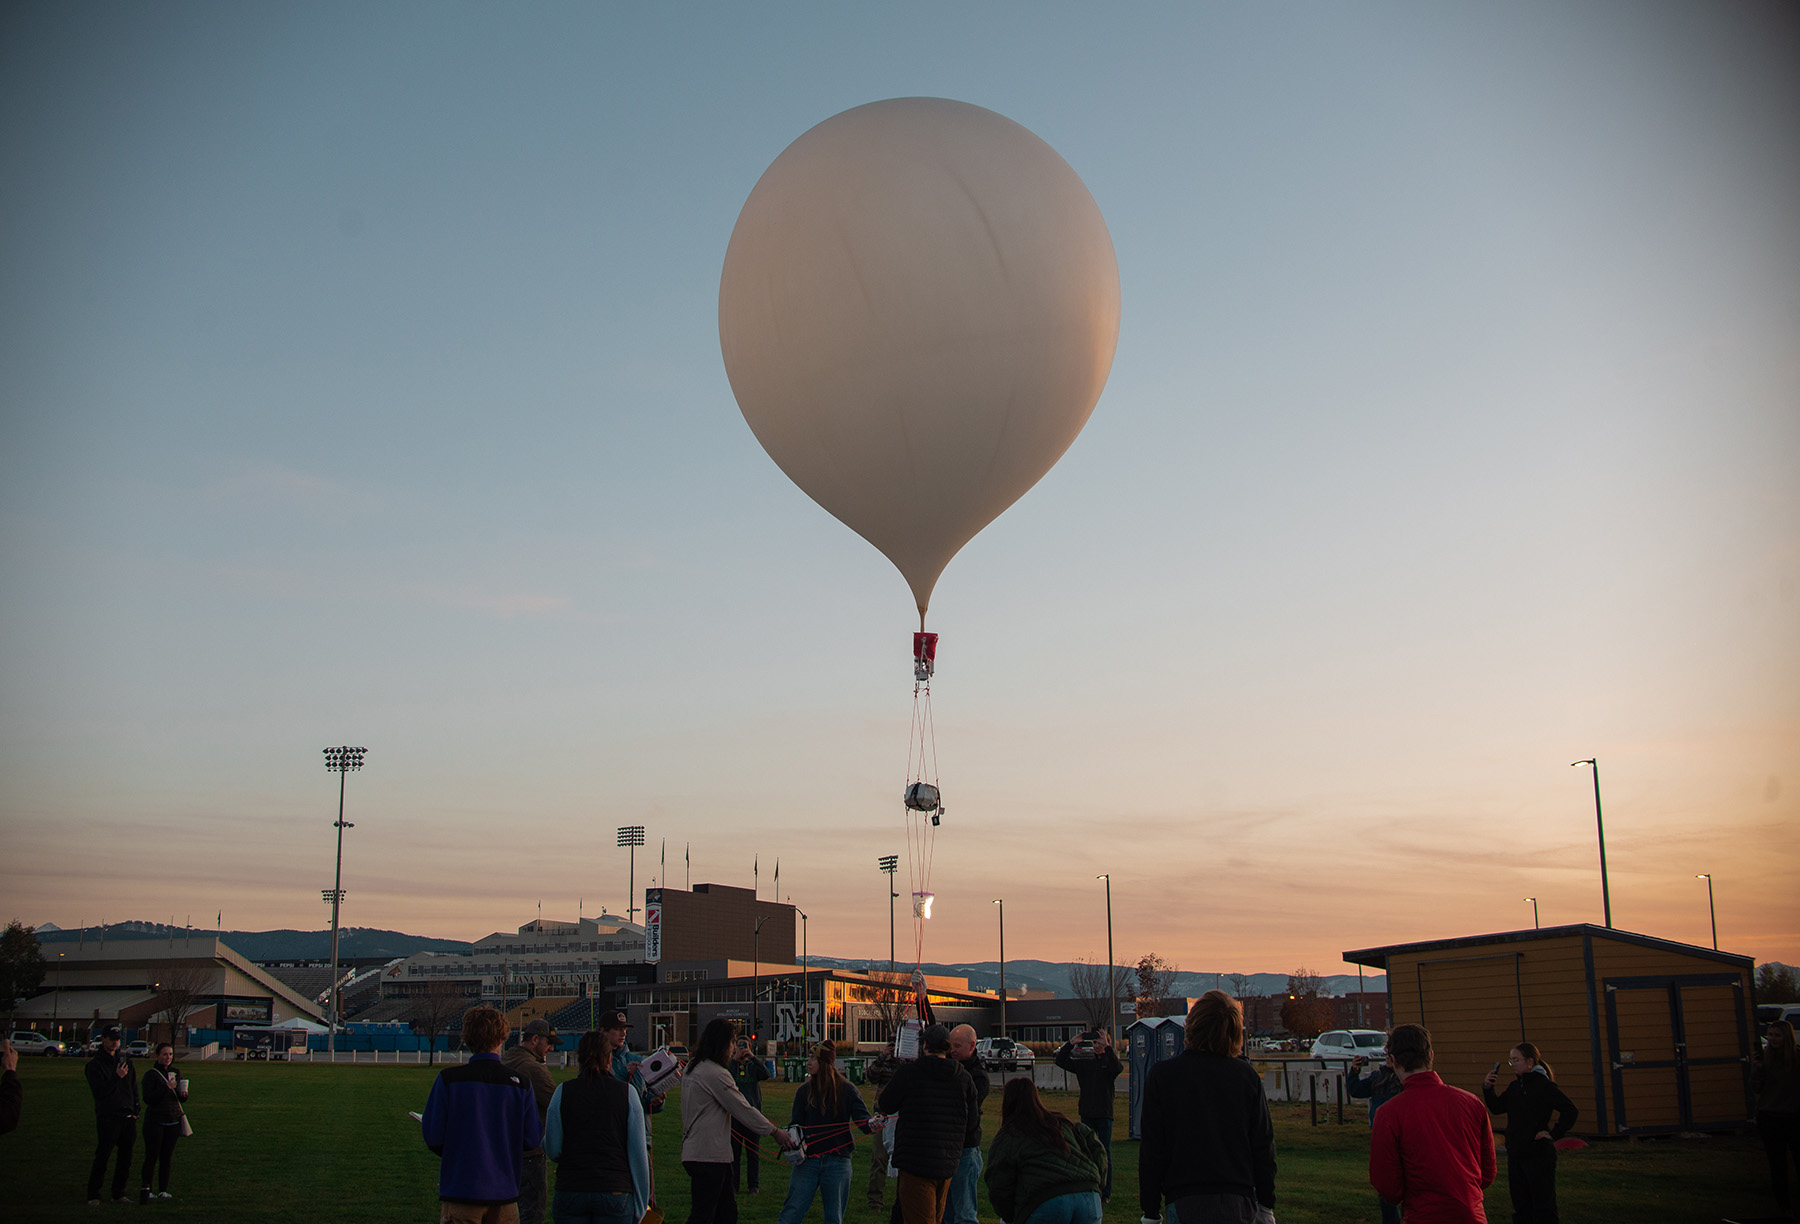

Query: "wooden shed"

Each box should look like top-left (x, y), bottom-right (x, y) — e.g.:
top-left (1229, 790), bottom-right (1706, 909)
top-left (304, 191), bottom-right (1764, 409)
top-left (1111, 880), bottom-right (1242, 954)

top-left (1344, 924), bottom-right (1754, 1137)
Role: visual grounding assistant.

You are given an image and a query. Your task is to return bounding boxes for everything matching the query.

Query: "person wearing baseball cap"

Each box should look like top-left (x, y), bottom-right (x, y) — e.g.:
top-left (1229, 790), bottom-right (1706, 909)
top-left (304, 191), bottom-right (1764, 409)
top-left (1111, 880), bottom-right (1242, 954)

top-left (503, 1018), bottom-right (560, 1224)
top-left (84, 1026), bottom-right (141, 1205)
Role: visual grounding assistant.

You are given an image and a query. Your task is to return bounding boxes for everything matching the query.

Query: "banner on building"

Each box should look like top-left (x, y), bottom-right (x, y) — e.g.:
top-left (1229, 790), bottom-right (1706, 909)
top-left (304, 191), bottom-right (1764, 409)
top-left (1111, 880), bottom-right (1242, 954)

top-left (644, 888), bottom-right (662, 963)
top-left (223, 1000), bottom-right (272, 1024)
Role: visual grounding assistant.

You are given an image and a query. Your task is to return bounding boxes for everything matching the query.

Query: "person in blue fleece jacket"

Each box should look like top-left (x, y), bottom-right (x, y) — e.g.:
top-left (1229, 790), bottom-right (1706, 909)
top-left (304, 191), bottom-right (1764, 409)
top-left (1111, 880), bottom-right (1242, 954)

top-left (423, 1006), bottom-right (545, 1224)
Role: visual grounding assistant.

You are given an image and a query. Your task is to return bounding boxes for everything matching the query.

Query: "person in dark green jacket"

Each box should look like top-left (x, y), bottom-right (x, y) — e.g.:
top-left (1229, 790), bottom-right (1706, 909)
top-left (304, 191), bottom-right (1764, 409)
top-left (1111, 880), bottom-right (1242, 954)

top-left (984, 1079), bottom-right (1106, 1224)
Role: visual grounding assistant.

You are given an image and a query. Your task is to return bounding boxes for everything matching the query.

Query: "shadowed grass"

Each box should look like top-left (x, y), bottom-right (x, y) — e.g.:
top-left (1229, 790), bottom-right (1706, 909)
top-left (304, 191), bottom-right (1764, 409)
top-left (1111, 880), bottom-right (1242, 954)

top-left (0, 1059), bottom-right (1771, 1222)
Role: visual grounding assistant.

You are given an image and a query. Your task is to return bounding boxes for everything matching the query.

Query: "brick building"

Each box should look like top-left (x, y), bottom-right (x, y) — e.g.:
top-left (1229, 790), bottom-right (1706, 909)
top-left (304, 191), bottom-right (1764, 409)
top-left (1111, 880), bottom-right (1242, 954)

top-left (645, 883), bottom-right (794, 965)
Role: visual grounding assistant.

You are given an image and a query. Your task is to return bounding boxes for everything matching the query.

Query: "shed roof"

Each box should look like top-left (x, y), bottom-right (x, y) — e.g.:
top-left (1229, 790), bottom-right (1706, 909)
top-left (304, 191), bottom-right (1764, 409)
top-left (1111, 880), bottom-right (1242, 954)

top-left (1342, 923), bottom-right (1752, 971)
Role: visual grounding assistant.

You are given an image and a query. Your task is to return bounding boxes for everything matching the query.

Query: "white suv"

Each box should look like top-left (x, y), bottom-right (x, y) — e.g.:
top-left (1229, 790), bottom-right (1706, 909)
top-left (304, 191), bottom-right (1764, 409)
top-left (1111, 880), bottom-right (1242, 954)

top-left (8, 1031), bottom-right (66, 1056)
top-left (1310, 1029), bottom-right (1386, 1066)
top-left (974, 1037), bottom-right (1035, 1072)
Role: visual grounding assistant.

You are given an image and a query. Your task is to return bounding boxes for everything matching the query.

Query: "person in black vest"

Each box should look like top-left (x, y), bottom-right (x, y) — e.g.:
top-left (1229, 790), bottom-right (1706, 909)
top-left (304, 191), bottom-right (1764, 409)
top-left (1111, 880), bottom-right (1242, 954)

top-left (84, 1026), bottom-right (141, 1205)
top-left (1053, 1028), bottom-right (1122, 1201)
top-left (545, 1028), bottom-right (650, 1224)
top-left (876, 1024), bottom-right (980, 1224)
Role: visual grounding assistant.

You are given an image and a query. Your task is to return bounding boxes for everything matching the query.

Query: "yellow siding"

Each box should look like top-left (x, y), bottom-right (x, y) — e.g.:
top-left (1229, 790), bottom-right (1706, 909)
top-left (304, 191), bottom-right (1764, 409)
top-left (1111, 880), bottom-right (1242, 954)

top-left (1370, 932), bottom-right (1751, 1135)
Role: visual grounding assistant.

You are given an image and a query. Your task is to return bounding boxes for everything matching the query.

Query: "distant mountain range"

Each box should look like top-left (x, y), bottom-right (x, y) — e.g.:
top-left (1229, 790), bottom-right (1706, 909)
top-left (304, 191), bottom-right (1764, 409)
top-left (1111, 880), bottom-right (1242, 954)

top-left (804, 956), bottom-right (1386, 998)
top-left (36, 923), bottom-right (472, 961)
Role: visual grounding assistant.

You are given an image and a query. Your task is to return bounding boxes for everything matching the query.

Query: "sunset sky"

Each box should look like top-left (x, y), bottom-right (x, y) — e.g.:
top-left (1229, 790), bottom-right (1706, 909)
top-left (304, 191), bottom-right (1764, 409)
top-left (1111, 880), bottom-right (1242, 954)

top-left (3, 2), bottom-right (1796, 978)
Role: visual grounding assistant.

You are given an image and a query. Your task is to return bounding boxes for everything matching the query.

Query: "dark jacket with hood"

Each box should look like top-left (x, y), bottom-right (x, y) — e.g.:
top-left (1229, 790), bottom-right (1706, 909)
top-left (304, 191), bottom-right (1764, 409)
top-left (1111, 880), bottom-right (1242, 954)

top-left (1482, 1066), bottom-right (1577, 1150)
top-left (85, 1050), bottom-right (141, 1118)
top-left (1138, 1049), bottom-right (1276, 1213)
top-left (876, 1053), bottom-right (979, 1180)
top-left (1054, 1040), bottom-right (1124, 1121)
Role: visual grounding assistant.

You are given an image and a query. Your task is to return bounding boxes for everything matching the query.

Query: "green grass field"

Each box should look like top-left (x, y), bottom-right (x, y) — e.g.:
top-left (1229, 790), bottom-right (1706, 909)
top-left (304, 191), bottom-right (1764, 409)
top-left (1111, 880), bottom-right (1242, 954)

top-left (0, 1059), bottom-right (1776, 1223)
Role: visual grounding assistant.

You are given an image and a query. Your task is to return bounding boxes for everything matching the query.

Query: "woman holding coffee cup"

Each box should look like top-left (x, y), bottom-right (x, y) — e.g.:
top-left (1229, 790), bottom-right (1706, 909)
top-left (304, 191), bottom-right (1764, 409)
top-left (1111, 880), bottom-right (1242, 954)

top-left (139, 1044), bottom-right (189, 1202)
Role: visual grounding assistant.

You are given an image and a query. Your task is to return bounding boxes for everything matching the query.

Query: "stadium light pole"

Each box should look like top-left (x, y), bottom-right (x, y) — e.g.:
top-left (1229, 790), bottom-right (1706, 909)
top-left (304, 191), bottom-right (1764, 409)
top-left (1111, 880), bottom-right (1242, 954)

top-left (878, 856), bottom-right (899, 976)
top-left (1524, 897), bottom-right (1539, 929)
top-left (1571, 759), bottom-right (1612, 928)
top-left (993, 899), bottom-right (1006, 1042)
top-left (1097, 874), bottom-right (1116, 1045)
top-left (1697, 874), bottom-right (1717, 949)
top-left (618, 826), bottom-right (646, 923)
top-left (322, 745), bottom-right (366, 1057)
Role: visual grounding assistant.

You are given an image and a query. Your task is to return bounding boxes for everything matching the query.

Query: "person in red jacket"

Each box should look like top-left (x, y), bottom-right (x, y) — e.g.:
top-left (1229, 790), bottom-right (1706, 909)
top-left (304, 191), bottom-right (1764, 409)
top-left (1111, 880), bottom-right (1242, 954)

top-left (1370, 1024), bottom-right (1496, 1223)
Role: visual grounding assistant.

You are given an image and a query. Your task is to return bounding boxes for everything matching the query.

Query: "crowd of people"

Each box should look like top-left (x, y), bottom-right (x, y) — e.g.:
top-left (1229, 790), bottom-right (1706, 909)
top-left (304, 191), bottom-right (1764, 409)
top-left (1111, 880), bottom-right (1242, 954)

top-left (415, 997), bottom-right (1800, 1224)
top-left (3, 993), bottom-right (1791, 1221)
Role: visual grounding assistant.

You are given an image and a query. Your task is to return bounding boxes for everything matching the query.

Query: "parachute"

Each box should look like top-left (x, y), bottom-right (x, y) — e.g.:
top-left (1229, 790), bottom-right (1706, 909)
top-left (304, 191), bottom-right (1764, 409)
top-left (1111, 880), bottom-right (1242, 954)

top-left (719, 96), bottom-right (1119, 999)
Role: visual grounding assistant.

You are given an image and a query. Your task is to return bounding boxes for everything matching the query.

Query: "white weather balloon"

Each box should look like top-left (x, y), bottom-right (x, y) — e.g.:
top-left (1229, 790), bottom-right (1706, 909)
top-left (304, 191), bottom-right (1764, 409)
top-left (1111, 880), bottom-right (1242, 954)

top-left (719, 97), bottom-right (1121, 623)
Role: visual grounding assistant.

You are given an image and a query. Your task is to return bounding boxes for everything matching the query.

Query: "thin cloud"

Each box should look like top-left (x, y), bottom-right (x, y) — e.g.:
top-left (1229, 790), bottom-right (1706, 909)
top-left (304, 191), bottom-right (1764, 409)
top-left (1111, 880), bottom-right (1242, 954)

top-left (210, 463), bottom-right (388, 520)
top-left (211, 562), bottom-right (575, 621)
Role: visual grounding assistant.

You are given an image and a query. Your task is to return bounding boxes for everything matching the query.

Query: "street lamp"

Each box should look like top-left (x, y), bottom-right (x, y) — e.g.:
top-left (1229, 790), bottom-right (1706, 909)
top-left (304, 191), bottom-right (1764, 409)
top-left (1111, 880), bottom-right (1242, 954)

top-left (878, 856), bottom-right (899, 976)
top-left (1570, 759), bottom-right (1612, 928)
top-left (322, 745), bottom-right (366, 1057)
top-left (618, 826), bottom-right (646, 923)
top-left (1697, 874), bottom-right (1717, 950)
top-left (1097, 874), bottom-right (1116, 1045)
top-left (1524, 897), bottom-right (1539, 929)
top-left (993, 899), bottom-right (1006, 1044)
top-left (752, 914), bottom-right (768, 1048)
top-left (797, 910), bottom-right (809, 1042)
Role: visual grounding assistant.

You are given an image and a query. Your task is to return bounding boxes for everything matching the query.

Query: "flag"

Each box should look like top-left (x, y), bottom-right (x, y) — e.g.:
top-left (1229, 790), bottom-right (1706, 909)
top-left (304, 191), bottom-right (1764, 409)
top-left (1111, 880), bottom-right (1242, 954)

top-left (754, 855), bottom-right (759, 898)
top-left (774, 858), bottom-right (780, 897)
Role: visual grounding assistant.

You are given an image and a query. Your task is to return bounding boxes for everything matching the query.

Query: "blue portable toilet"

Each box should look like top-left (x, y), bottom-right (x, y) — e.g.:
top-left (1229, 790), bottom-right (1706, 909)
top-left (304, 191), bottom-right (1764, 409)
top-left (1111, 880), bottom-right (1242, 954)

top-left (1127, 1015), bottom-right (1185, 1138)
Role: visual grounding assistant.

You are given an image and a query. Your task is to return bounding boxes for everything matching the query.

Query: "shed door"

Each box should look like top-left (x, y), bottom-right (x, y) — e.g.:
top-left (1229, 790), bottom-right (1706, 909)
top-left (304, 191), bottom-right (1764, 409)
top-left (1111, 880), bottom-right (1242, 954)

top-left (1604, 973), bottom-right (1750, 1133)
top-left (1678, 980), bottom-right (1752, 1127)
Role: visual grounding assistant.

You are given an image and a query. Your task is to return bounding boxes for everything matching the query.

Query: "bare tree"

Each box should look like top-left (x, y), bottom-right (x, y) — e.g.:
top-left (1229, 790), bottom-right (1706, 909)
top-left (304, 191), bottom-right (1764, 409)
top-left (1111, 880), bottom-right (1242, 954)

top-left (1069, 957), bottom-right (1128, 1032)
top-left (851, 975), bottom-right (912, 1047)
top-left (1227, 973), bottom-right (1250, 999)
top-left (1133, 953), bottom-right (1180, 1017)
top-left (150, 961), bottom-right (214, 1047)
top-left (411, 980), bottom-right (466, 1065)
top-left (1279, 966), bottom-right (1330, 1040)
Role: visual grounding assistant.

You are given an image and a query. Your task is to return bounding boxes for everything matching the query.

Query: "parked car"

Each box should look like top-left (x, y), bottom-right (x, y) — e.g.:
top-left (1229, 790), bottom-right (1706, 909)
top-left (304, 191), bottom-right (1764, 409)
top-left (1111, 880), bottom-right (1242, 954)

top-left (8, 1032), bottom-right (66, 1056)
top-left (125, 1040), bottom-right (151, 1057)
top-left (1310, 1029), bottom-right (1387, 1065)
top-left (974, 1037), bottom-right (1034, 1072)
top-left (1757, 1003), bottom-right (1800, 1040)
